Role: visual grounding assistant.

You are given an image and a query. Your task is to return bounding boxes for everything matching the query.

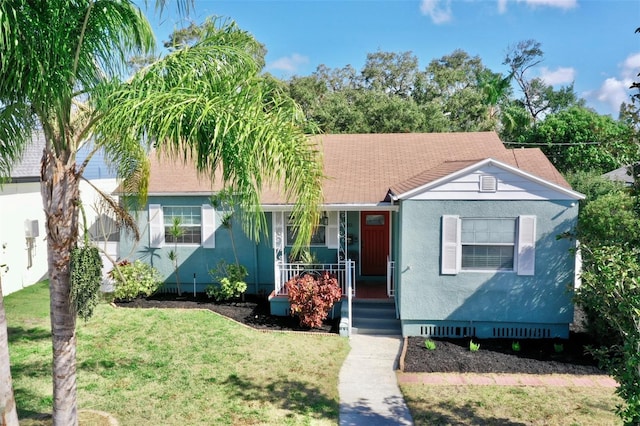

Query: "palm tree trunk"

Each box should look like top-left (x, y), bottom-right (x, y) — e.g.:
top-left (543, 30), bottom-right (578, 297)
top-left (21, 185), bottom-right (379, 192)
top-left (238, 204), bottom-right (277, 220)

top-left (0, 278), bottom-right (19, 426)
top-left (41, 150), bottom-right (80, 426)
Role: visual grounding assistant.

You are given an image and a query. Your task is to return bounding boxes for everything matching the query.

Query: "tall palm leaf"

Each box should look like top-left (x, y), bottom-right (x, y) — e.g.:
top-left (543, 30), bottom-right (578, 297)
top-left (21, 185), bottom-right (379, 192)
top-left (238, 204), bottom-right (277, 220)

top-left (96, 21), bottom-right (323, 247)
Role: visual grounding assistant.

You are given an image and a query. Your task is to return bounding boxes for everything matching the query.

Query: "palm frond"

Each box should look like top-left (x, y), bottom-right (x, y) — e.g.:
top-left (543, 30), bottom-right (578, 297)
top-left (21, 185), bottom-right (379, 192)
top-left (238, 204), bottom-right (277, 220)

top-left (0, 102), bottom-right (36, 182)
top-left (0, 0), bottom-right (154, 154)
top-left (96, 20), bottom-right (323, 250)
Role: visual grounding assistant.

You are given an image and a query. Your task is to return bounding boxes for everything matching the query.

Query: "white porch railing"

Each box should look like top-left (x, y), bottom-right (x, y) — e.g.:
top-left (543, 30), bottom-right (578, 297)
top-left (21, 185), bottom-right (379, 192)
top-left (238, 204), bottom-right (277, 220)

top-left (387, 259), bottom-right (395, 297)
top-left (274, 261), bottom-right (356, 297)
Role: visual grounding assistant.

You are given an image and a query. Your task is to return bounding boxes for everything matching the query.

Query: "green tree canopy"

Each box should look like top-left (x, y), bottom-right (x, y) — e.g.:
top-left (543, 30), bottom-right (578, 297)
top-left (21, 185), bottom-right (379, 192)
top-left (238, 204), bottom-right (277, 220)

top-left (519, 106), bottom-right (637, 173)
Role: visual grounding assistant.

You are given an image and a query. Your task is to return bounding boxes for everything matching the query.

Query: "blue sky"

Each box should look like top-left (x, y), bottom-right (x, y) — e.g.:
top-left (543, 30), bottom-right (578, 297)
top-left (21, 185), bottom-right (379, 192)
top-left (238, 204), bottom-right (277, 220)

top-left (145, 0), bottom-right (640, 117)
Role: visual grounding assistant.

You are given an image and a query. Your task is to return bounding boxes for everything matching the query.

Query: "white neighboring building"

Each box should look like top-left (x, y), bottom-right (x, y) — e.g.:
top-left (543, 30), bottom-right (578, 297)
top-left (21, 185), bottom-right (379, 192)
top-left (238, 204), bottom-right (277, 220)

top-left (0, 134), bottom-right (48, 295)
top-left (0, 136), bottom-right (120, 296)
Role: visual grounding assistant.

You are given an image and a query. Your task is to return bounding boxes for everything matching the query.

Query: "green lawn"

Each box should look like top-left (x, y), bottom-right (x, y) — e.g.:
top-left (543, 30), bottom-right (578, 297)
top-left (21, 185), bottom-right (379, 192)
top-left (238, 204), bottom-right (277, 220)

top-left (6, 281), bottom-right (350, 425)
top-left (401, 382), bottom-right (622, 425)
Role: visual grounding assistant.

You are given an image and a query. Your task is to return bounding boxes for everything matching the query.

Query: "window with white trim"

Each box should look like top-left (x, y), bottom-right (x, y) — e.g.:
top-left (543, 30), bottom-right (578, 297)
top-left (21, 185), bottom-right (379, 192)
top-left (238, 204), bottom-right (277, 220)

top-left (148, 204), bottom-right (216, 249)
top-left (461, 218), bottom-right (516, 270)
top-left (164, 206), bottom-right (201, 244)
top-left (441, 215), bottom-right (536, 276)
top-left (284, 211), bottom-right (339, 248)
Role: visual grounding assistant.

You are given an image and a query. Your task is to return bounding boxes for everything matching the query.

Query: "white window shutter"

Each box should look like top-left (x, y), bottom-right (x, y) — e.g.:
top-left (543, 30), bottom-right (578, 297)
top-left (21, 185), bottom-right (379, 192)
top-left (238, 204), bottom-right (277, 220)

top-left (441, 215), bottom-right (461, 275)
top-left (201, 204), bottom-right (216, 248)
top-left (148, 204), bottom-right (164, 248)
top-left (272, 211), bottom-right (285, 249)
top-left (517, 215), bottom-right (536, 276)
top-left (326, 211), bottom-right (339, 249)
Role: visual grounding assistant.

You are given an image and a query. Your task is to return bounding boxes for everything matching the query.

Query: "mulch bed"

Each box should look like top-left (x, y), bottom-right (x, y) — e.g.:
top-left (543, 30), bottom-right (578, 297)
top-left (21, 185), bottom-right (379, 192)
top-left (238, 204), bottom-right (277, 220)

top-left (115, 293), bottom-right (605, 375)
top-left (402, 334), bottom-right (603, 375)
top-left (115, 292), bottom-right (339, 333)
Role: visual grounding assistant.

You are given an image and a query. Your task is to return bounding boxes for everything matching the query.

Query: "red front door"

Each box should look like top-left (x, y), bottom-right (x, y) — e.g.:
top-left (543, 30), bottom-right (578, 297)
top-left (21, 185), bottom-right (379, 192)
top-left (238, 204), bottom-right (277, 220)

top-left (360, 211), bottom-right (389, 276)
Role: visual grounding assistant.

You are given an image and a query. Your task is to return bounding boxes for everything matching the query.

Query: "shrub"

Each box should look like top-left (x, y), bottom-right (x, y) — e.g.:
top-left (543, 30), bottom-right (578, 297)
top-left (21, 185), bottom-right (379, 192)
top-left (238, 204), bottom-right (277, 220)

top-left (469, 340), bottom-right (480, 352)
top-left (577, 245), bottom-right (640, 424)
top-left (206, 260), bottom-right (248, 302)
top-left (285, 271), bottom-right (342, 329)
top-left (109, 260), bottom-right (162, 301)
top-left (424, 339), bottom-right (437, 350)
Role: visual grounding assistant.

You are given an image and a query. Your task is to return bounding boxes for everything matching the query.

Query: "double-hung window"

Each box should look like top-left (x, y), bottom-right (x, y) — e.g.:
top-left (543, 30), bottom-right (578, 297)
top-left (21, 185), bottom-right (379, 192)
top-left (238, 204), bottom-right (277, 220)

top-left (148, 204), bottom-right (216, 248)
top-left (461, 218), bottom-right (516, 270)
top-left (163, 206), bottom-right (201, 244)
top-left (441, 215), bottom-right (536, 276)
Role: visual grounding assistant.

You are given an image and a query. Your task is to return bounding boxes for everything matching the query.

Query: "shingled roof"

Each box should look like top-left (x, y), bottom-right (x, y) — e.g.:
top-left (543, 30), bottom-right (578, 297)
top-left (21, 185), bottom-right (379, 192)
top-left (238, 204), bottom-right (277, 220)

top-left (146, 132), bottom-right (572, 205)
top-left (9, 132), bottom-right (46, 182)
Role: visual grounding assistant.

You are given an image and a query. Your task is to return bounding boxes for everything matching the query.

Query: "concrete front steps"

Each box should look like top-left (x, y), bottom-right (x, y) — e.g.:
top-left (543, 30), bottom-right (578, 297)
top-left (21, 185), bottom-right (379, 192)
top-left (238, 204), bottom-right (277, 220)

top-left (346, 299), bottom-right (401, 336)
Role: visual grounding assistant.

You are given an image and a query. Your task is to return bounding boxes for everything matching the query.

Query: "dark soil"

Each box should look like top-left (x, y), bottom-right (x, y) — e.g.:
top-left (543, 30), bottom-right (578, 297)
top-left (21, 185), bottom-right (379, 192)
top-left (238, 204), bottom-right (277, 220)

top-left (403, 334), bottom-right (603, 375)
top-left (115, 292), bottom-right (339, 333)
top-left (116, 294), bottom-right (604, 375)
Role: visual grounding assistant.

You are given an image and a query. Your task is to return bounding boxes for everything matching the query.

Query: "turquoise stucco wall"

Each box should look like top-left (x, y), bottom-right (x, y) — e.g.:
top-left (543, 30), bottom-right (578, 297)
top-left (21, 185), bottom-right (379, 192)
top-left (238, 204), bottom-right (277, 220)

top-left (397, 199), bottom-right (578, 337)
top-left (119, 196), bottom-right (274, 294)
top-left (119, 201), bottom-right (359, 294)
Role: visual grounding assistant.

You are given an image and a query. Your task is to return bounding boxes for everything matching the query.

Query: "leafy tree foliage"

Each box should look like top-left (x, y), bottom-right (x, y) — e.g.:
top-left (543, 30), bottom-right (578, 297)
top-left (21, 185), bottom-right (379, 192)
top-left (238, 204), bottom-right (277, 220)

top-left (361, 51), bottom-right (418, 97)
top-left (579, 191), bottom-right (640, 246)
top-left (578, 245), bottom-right (640, 425)
top-left (518, 106), bottom-right (637, 173)
top-left (571, 170), bottom-right (640, 424)
top-left (416, 49), bottom-right (495, 131)
top-left (503, 40), bottom-right (582, 124)
top-left (288, 49), bottom-right (498, 134)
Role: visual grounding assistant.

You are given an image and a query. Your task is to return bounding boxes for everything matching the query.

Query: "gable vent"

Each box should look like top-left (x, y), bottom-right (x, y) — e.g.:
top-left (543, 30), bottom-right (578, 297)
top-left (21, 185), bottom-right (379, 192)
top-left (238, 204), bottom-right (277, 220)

top-left (479, 175), bottom-right (497, 192)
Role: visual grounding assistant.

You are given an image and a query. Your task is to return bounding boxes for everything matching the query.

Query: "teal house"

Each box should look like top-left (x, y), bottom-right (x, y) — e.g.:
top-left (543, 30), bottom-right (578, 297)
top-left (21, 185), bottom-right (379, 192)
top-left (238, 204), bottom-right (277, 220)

top-left (119, 132), bottom-right (584, 338)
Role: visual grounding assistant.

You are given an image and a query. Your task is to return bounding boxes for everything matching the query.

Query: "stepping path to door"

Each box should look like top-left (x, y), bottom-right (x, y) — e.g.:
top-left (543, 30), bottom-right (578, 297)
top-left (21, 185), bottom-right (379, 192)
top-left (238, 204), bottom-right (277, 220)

top-left (339, 334), bottom-right (414, 425)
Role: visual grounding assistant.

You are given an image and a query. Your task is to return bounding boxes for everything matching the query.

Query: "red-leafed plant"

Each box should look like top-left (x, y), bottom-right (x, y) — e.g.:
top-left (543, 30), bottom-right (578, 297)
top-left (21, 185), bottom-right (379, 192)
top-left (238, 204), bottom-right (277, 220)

top-left (285, 271), bottom-right (342, 328)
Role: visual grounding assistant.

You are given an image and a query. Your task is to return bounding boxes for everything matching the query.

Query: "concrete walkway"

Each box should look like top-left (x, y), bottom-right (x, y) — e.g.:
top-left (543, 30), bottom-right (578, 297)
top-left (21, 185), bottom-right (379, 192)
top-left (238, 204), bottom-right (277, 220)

top-left (339, 335), bottom-right (414, 426)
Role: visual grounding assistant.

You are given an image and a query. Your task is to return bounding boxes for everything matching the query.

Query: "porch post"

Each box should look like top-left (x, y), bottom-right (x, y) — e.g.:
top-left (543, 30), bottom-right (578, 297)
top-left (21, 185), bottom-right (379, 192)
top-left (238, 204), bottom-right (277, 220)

top-left (272, 211), bottom-right (286, 294)
top-left (338, 211), bottom-right (347, 262)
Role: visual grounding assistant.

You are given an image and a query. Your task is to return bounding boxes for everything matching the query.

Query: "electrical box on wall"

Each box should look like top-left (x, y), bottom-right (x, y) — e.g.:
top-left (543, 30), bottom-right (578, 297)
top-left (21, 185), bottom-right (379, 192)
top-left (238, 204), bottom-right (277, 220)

top-left (24, 220), bottom-right (39, 238)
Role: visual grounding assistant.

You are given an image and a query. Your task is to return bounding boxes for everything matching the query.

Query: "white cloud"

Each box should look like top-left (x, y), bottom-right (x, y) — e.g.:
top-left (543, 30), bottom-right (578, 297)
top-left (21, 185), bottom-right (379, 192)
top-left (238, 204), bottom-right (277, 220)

top-left (522, 0), bottom-right (577, 9)
top-left (621, 53), bottom-right (640, 79)
top-left (498, 0), bottom-right (578, 13)
top-left (266, 53), bottom-right (309, 74)
top-left (587, 52), bottom-right (640, 113)
top-left (592, 78), bottom-right (630, 112)
top-left (497, 0), bottom-right (508, 14)
top-left (420, 0), bottom-right (453, 24)
top-left (539, 66), bottom-right (576, 85)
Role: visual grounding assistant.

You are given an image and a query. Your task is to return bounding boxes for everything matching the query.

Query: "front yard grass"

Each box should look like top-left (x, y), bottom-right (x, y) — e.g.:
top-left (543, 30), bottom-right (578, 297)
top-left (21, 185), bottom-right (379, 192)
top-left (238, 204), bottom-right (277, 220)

top-left (401, 383), bottom-right (622, 425)
top-left (6, 281), bottom-right (350, 425)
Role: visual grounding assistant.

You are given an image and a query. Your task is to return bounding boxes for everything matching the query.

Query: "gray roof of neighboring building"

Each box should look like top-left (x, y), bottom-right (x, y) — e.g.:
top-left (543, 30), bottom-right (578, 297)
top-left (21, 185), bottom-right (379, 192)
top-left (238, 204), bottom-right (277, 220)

top-left (603, 165), bottom-right (635, 185)
top-left (9, 132), bottom-right (45, 182)
top-left (8, 132), bottom-right (117, 182)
